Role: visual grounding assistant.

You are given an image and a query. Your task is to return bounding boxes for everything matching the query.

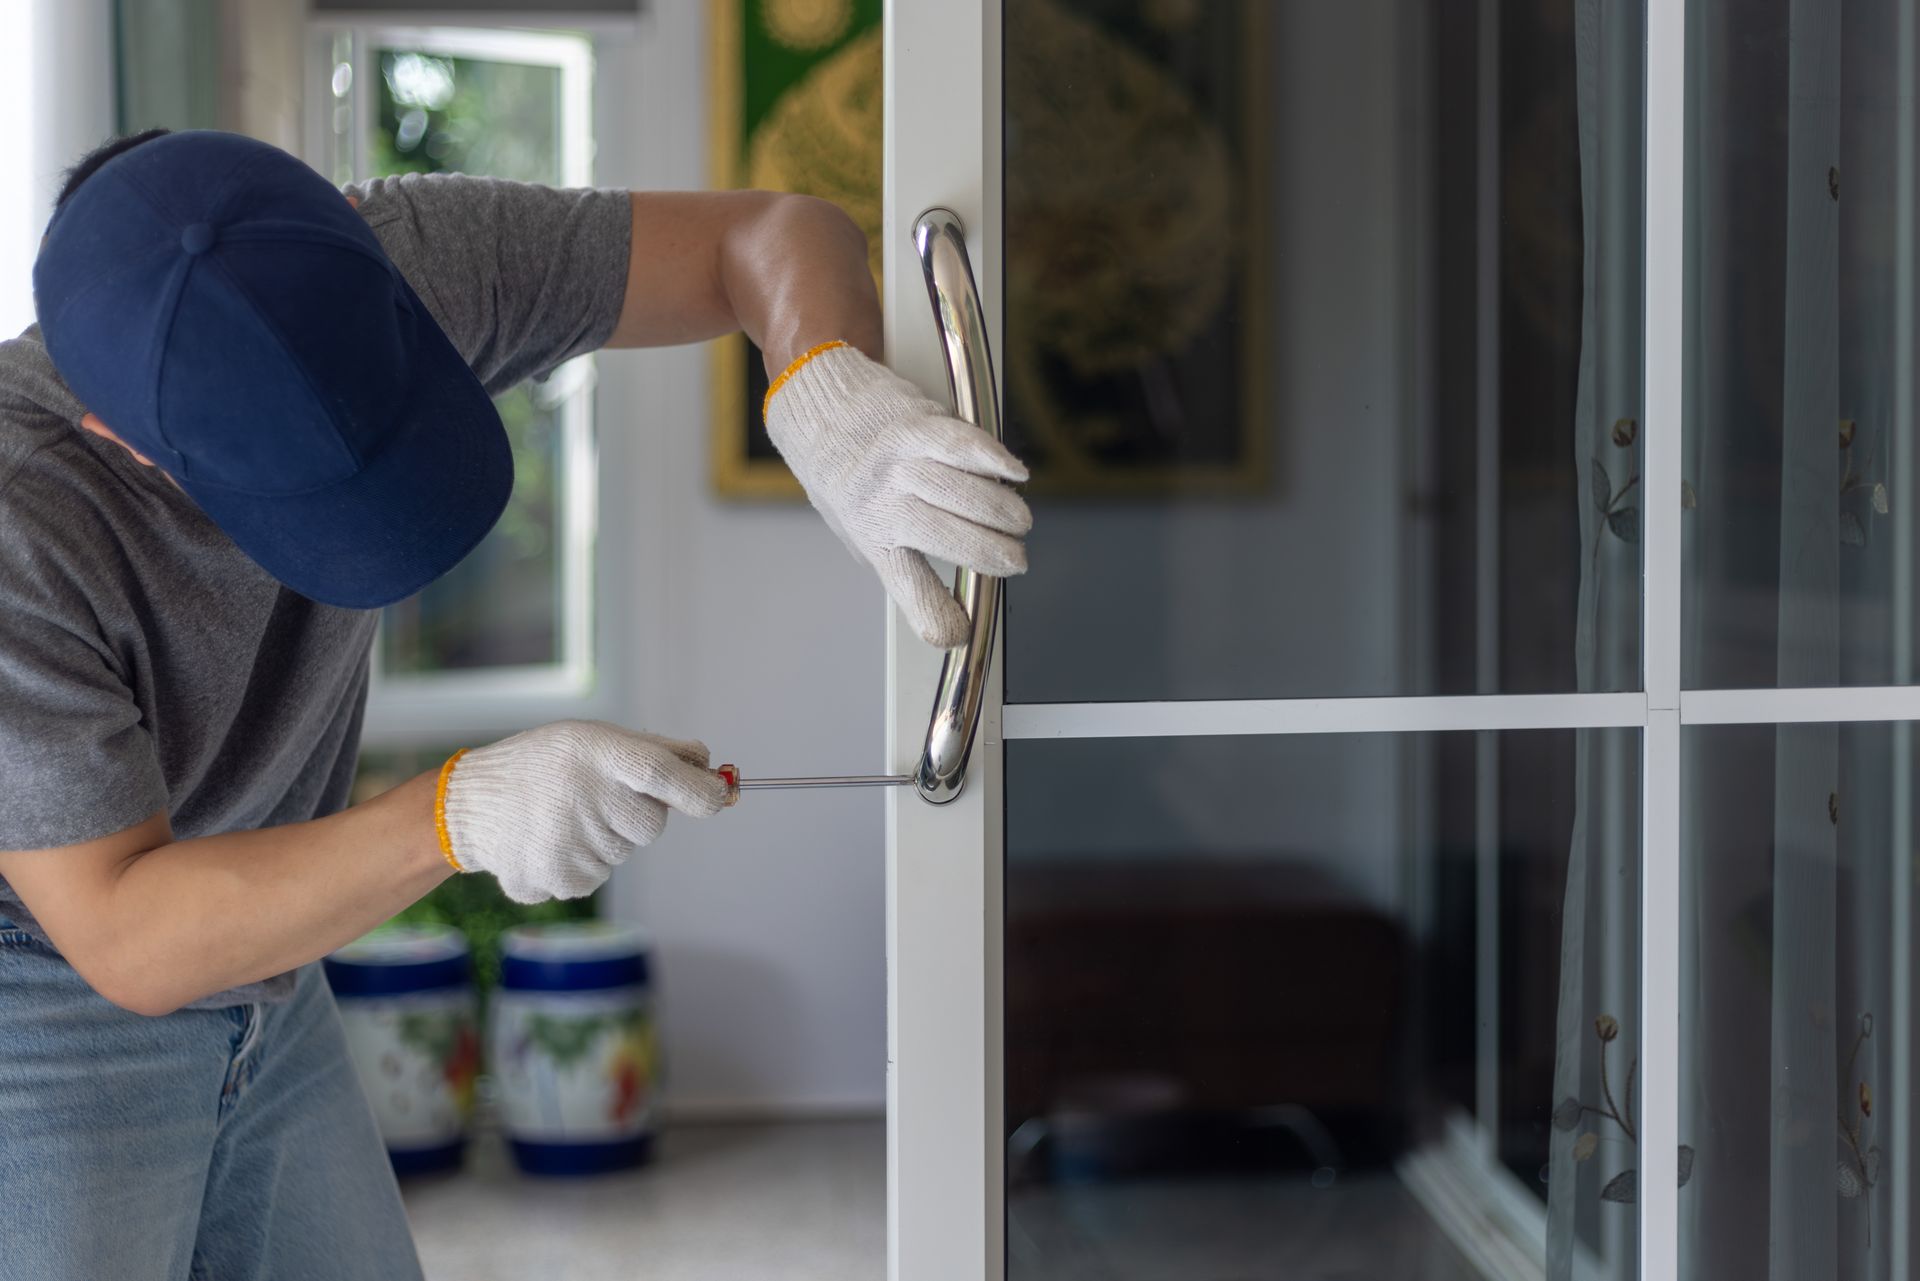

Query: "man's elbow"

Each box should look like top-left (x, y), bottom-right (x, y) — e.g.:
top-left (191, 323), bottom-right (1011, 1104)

top-left (110, 985), bottom-right (186, 1019)
top-left (0, 814), bottom-right (185, 1015)
top-left (58, 928), bottom-right (189, 1017)
top-left (758, 191), bottom-right (867, 259)
top-left (80, 954), bottom-right (185, 1018)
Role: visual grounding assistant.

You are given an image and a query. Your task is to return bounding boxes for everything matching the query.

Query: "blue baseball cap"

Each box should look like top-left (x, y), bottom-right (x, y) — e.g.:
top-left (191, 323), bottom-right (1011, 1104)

top-left (32, 130), bottom-right (510, 609)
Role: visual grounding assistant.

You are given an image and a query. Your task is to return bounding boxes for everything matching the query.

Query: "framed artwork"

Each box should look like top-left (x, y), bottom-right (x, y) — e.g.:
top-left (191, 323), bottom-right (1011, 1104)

top-left (1001, 0), bottom-right (1270, 496)
top-left (708, 0), bottom-right (882, 499)
top-left (707, 0), bottom-right (1268, 498)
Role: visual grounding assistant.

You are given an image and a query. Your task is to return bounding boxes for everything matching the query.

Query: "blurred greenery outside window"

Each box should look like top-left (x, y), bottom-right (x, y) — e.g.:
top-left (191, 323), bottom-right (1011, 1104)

top-left (316, 27), bottom-right (604, 965)
top-left (319, 27), bottom-right (597, 683)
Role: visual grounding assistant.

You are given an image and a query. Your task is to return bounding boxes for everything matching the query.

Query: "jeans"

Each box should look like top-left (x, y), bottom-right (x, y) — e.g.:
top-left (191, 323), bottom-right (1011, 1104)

top-left (0, 922), bottom-right (424, 1280)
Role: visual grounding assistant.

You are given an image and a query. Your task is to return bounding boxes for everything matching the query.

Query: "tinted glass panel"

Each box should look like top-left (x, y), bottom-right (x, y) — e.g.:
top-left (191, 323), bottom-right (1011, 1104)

top-left (1681, 722), bottom-right (1918, 1277)
top-left (1003, 0), bottom-right (1644, 702)
top-left (1005, 730), bottom-right (1641, 1279)
top-left (1685, 0), bottom-right (1920, 688)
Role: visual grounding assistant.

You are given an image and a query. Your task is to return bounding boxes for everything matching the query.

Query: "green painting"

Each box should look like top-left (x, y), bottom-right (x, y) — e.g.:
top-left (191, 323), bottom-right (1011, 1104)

top-left (707, 0), bottom-right (1267, 498)
top-left (709, 0), bottom-right (883, 498)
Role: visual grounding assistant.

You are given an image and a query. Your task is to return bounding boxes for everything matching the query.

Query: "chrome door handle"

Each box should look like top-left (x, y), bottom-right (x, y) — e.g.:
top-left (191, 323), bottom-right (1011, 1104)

top-left (911, 208), bottom-right (1002, 805)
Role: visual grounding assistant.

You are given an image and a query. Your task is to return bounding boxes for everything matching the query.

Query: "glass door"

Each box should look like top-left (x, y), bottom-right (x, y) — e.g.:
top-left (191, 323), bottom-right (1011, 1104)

top-left (882, 3), bottom-right (1920, 1280)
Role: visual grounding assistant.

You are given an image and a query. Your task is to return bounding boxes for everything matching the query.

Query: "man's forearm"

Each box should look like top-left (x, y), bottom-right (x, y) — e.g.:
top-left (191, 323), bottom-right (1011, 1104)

top-left (608, 191), bottom-right (882, 371)
top-left (3, 772), bottom-right (449, 1015)
top-left (718, 194), bottom-right (883, 371)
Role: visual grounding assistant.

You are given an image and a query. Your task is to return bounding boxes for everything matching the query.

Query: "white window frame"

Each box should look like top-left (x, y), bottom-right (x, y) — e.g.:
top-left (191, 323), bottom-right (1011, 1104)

top-left (302, 21), bottom-right (603, 747)
top-left (882, 2), bottom-right (1916, 1280)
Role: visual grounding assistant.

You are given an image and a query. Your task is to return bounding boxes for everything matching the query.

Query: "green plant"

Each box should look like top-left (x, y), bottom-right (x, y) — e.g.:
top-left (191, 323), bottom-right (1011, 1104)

top-left (391, 873), bottom-right (597, 1005)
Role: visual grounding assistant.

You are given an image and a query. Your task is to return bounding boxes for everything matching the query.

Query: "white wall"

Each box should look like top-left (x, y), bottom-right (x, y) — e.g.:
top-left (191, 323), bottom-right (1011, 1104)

top-left (218, 0), bottom-right (306, 153)
top-left (1, 0), bottom-right (116, 335)
top-left (594, 5), bottom-right (888, 1116)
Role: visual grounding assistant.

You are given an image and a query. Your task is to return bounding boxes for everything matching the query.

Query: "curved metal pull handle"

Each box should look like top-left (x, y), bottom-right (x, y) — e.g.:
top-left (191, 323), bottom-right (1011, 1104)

top-left (911, 209), bottom-right (1002, 805)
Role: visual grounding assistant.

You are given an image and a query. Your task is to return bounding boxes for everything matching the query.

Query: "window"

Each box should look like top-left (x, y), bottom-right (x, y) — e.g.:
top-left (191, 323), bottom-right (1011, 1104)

top-left (307, 25), bottom-right (598, 743)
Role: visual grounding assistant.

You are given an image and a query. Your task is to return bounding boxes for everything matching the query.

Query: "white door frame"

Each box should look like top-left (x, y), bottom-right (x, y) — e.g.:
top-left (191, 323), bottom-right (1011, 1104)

top-left (882, 5), bottom-right (1003, 1280)
top-left (881, 4), bottom-right (1912, 1280)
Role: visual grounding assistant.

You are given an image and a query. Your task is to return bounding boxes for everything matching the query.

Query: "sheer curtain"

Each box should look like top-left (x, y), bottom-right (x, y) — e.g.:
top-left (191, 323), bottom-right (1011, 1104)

top-left (1678, 1), bottom-right (1911, 1279)
top-left (1549, 1), bottom-right (1644, 1277)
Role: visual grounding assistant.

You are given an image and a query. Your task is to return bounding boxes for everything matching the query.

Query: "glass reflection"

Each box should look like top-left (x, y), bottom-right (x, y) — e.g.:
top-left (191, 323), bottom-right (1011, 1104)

top-left (1003, 0), bottom-right (1644, 702)
top-left (1685, 0), bottom-right (1919, 688)
top-left (1005, 730), bottom-right (1641, 1279)
top-left (1681, 722), bottom-right (1917, 1280)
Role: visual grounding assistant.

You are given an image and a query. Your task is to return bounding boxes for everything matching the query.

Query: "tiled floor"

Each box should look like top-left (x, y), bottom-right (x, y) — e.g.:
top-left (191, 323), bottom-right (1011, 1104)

top-left (405, 1121), bottom-right (1481, 1281)
top-left (402, 1119), bottom-right (886, 1281)
top-left (1010, 1173), bottom-right (1481, 1281)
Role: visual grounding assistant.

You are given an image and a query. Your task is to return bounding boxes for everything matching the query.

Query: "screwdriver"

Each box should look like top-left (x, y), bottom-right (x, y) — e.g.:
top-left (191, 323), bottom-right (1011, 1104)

top-left (714, 764), bottom-right (912, 805)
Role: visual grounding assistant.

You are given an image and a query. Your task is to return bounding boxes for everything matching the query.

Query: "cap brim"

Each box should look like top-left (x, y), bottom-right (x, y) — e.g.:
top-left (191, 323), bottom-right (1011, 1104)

top-left (181, 286), bottom-right (512, 610)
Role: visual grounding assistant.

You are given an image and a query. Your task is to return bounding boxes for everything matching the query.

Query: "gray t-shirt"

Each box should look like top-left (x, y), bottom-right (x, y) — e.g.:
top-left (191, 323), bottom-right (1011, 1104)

top-left (0, 173), bottom-right (631, 1006)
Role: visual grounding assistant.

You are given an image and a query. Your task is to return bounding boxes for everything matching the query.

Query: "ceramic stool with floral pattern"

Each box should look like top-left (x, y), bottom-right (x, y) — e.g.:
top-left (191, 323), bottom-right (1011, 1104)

top-left (491, 922), bottom-right (656, 1175)
top-left (323, 925), bottom-right (480, 1177)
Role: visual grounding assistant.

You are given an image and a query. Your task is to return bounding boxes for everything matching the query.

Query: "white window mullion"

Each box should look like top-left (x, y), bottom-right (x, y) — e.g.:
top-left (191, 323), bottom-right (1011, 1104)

top-left (1889, 2), bottom-right (1916, 1275)
top-left (1002, 692), bottom-right (1647, 740)
top-left (1639, 0), bottom-right (1686, 1278)
top-left (1642, 5), bottom-right (1684, 719)
top-left (1473, 0), bottom-right (1506, 1155)
top-left (349, 31), bottom-right (370, 184)
top-left (1683, 686), bottom-right (1920, 724)
top-left (1003, 684), bottom-right (1920, 742)
top-left (1640, 707), bottom-right (1683, 1281)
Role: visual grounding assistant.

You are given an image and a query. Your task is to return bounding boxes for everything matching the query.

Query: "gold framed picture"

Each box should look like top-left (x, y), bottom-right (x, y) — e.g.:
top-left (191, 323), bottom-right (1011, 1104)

top-left (708, 0), bottom-right (1269, 499)
top-left (708, 0), bottom-right (881, 499)
top-left (1000, 0), bottom-right (1270, 497)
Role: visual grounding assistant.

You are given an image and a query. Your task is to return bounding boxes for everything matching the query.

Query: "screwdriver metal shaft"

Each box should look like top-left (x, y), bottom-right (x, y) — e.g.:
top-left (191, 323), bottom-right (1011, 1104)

top-left (713, 764), bottom-right (911, 806)
top-left (739, 774), bottom-right (911, 790)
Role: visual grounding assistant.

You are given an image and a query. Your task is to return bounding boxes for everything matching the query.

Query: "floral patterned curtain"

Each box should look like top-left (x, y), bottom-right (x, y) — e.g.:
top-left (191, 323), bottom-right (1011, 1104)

top-left (1549, 0), bottom-right (1646, 1275)
top-left (1678, 0), bottom-right (1909, 1277)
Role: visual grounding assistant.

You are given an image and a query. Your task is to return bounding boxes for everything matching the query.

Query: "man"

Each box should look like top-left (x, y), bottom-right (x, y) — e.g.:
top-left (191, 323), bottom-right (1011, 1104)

top-left (0, 129), bottom-right (1029, 1278)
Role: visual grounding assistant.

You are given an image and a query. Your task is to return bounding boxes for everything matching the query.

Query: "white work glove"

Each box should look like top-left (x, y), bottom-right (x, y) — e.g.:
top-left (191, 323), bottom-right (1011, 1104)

top-left (765, 343), bottom-right (1032, 648)
top-left (438, 720), bottom-right (728, 904)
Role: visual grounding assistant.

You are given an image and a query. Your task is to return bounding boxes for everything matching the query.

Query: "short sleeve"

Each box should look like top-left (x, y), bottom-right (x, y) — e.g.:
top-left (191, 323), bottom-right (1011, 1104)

top-left (346, 173), bottom-right (633, 396)
top-left (0, 506), bottom-right (167, 850)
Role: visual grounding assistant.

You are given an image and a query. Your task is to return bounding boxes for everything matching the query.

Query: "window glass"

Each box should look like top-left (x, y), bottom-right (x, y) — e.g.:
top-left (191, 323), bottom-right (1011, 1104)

top-left (1005, 728), bottom-right (1640, 1279)
top-left (1680, 721), bottom-right (1914, 1277)
top-left (1001, 0), bottom-right (1644, 702)
top-left (378, 380), bottom-right (566, 673)
top-left (1685, 0), bottom-right (1918, 688)
top-left (325, 35), bottom-right (590, 678)
top-left (371, 48), bottom-right (562, 185)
